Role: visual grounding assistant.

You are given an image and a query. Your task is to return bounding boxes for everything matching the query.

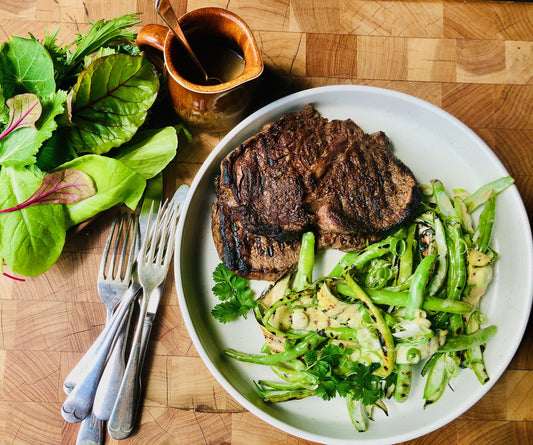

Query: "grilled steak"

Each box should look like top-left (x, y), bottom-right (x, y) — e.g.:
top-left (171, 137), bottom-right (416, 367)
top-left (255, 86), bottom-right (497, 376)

top-left (212, 105), bottom-right (421, 280)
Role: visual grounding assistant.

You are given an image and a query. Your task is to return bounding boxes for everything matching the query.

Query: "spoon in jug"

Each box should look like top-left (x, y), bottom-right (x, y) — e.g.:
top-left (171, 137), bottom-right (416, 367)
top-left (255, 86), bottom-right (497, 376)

top-left (155, 0), bottom-right (223, 85)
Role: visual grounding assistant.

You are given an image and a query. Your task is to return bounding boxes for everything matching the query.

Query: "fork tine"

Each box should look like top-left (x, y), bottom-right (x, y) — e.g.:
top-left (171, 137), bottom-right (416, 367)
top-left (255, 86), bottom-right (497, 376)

top-left (147, 199), bottom-right (169, 263)
top-left (121, 214), bottom-right (138, 282)
top-left (99, 216), bottom-right (119, 280)
top-left (114, 216), bottom-right (127, 279)
top-left (164, 204), bottom-right (180, 266)
top-left (155, 203), bottom-right (173, 265)
top-left (140, 202), bottom-right (155, 263)
top-left (124, 215), bottom-right (139, 280)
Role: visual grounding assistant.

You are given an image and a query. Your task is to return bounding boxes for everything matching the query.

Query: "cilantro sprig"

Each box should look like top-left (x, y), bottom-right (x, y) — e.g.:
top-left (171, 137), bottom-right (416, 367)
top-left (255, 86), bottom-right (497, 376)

top-left (211, 263), bottom-right (256, 323)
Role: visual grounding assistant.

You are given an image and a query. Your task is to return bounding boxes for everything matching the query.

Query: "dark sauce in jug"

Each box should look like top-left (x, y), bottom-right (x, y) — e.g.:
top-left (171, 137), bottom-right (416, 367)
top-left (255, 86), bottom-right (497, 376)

top-left (172, 34), bottom-right (245, 85)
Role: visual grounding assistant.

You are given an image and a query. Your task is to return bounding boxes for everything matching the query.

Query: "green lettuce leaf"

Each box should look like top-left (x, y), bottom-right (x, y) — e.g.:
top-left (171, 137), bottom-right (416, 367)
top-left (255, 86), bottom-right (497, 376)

top-left (57, 154), bottom-right (146, 227)
top-left (65, 54), bottom-right (159, 155)
top-left (0, 36), bottom-right (56, 99)
top-left (0, 90), bottom-right (67, 167)
top-left (0, 166), bottom-right (66, 276)
top-left (114, 126), bottom-right (177, 179)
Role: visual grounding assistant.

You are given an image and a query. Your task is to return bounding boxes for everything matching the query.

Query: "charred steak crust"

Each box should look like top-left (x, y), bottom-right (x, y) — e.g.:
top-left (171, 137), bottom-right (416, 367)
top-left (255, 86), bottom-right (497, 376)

top-left (212, 105), bottom-right (421, 280)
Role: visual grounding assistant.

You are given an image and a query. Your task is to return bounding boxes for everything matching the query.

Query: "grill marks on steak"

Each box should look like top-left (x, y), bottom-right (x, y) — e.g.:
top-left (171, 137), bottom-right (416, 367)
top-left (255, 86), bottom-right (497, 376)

top-left (312, 129), bottom-right (420, 234)
top-left (212, 105), bottom-right (421, 280)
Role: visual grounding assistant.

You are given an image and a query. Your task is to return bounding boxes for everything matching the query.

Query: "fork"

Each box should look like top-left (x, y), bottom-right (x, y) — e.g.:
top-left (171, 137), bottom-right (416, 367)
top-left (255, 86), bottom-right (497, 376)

top-left (61, 213), bottom-right (139, 424)
top-left (107, 200), bottom-right (180, 439)
top-left (64, 214), bottom-right (139, 393)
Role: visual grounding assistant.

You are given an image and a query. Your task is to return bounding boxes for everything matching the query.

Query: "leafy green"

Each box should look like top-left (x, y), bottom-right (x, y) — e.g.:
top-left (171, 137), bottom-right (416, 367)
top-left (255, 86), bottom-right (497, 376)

top-left (114, 126), bottom-right (178, 179)
top-left (57, 154), bottom-right (146, 228)
top-left (211, 263), bottom-right (256, 323)
top-left (64, 53), bottom-right (159, 155)
top-left (0, 36), bottom-right (56, 99)
top-left (0, 93), bottom-right (42, 139)
top-left (0, 166), bottom-right (66, 276)
top-left (35, 133), bottom-right (76, 171)
top-left (36, 13), bottom-right (141, 89)
top-left (0, 90), bottom-right (67, 167)
top-left (0, 169), bottom-right (95, 213)
top-left (303, 345), bottom-right (386, 405)
top-left (0, 14), bottom-right (179, 278)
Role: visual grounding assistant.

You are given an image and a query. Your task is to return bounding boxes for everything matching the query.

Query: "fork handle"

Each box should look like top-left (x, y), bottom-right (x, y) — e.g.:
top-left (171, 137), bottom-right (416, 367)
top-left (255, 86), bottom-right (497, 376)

top-left (76, 413), bottom-right (104, 445)
top-left (92, 305), bottom-right (133, 420)
top-left (64, 283), bottom-right (141, 393)
top-left (107, 291), bottom-right (155, 439)
top-left (61, 292), bottom-right (134, 423)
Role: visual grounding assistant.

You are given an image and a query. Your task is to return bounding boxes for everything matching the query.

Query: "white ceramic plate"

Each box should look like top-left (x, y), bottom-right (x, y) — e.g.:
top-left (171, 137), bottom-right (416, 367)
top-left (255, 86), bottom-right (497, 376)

top-left (174, 85), bottom-right (533, 444)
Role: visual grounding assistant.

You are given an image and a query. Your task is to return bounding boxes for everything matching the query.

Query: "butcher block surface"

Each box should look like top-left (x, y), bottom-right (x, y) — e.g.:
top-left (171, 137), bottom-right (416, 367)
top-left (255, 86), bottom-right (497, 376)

top-left (0, 0), bottom-right (532, 444)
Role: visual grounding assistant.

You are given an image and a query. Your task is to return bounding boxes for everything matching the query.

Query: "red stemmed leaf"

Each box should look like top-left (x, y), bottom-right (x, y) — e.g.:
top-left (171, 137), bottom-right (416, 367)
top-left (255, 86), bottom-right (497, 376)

top-left (0, 93), bottom-right (42, 140)
top-left (0, 169), bottom-right (96, 213)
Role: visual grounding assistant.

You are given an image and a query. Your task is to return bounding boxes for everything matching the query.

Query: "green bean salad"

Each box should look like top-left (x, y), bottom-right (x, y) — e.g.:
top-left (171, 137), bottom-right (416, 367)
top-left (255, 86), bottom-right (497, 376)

top-left (213, 176), bottom-right (513, 432)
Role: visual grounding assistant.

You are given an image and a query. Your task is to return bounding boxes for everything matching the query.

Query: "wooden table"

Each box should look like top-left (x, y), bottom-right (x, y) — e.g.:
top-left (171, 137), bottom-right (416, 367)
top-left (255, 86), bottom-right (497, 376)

top-left (1, 1), bottom-right (532, 443)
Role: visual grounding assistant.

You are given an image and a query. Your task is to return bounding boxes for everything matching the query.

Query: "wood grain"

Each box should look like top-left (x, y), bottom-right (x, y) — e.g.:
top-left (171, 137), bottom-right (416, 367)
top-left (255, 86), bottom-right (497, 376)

top-left (0, 1), bottom-right (532, 444)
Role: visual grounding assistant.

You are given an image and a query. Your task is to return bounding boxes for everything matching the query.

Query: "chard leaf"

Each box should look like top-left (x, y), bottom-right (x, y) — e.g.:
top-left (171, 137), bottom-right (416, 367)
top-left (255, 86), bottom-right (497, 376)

top-left (0, 90), bottom-right (67, 167)
top-left (0, 166), bottom-right (66, 276)
top-left (65, 54), bottom-right (159, 155)
top-left (57, 154), bottom-right (146, 227)
top-left (114, 126), bottom-right (177, 179)
top-left (0, 169), bottom-right (95, 213)
top-left (0, 93), bottom-right (42, 140)
top-left (0, 36), bottom-right (56, 99)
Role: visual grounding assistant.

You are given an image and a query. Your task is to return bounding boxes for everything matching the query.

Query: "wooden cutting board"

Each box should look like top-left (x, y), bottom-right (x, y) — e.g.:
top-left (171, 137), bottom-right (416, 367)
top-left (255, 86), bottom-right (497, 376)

top-left (0, 0), bottom-right (532, 444)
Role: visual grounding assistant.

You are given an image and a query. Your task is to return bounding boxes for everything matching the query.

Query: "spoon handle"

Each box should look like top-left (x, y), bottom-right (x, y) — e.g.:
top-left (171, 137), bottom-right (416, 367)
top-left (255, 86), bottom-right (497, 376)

top-left (155, 0), bottom-right (210, 80)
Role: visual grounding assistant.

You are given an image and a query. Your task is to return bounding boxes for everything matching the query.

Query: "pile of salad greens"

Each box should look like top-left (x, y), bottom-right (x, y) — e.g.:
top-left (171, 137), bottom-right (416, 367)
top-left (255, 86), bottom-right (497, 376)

top-left (212, 176), bottom-right (513, 432)
top-left (0, 14), bottom-right (185, 278)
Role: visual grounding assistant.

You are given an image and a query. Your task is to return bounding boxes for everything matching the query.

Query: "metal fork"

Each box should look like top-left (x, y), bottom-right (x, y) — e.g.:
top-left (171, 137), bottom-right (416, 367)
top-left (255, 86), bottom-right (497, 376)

top-left (108, 200), bottom-right (180, 439)
top-left (62, 213), bottom-right (139, 424)
top-left (63, 214), bottom-right (139, 393)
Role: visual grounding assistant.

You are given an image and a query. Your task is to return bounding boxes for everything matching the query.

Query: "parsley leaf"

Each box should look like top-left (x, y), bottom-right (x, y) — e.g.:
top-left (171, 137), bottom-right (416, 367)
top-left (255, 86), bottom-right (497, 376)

top-left (304, 344), bottom-right (386, 406)
top-left (211, 263), bottom-right (256, 323)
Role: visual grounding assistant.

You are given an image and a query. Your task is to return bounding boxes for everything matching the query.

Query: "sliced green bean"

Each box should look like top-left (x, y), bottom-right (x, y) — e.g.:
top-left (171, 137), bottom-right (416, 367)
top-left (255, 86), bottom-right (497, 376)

top-left (258, 387), bottom-right (317, 403)
top-left (438, 325), bottom-right (497, 352)
top-left (336, 283), bottom-right (473, 314)
top-left (225, 332), bottom-right (325, 366)
top-left (473, 192), bottom-right (496, 253)
top-left (431, 179), bottom-right (459, 221)
top-left (454, 195), bottom-right (475, 236)
top-left (257, 379), bottom-right (312, 391)
top-left (328, 235), bottom-right (401, 277)
top-left (397, 223), bottom-right (416, 285)
top-left (428, 215), bottom-right (448, 296)
top-left (405, 254), bottom-right (437, 320)
top-left (293, 232), bottom-right (315, 291)
top-left (393, 364), bottom-right (413, 403)
top-left (344, 274), bottom-right (396, 377)
top-left (423, 353), bottom-right (448, 406)
top-left (445, 221), bottom-right (467, 301)
top-left (271, 364), bottom-right (319, 386)
top-left (463, 176), bottom-right (514, 213)
top-left (346, 393), bottom-right (368, 432)
top-left (464, 313), bottom-right (490, 384)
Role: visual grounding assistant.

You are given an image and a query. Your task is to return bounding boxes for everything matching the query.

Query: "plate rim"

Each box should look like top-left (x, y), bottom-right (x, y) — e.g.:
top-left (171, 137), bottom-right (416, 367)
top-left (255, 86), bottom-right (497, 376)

top-left (174, 84), bottom-right (533, 444)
